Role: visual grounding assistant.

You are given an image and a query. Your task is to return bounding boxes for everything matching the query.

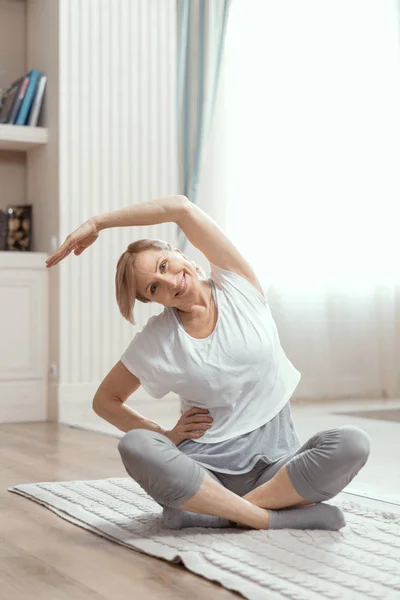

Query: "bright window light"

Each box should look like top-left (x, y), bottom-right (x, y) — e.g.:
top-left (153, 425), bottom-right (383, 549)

top-left (225, 0), bottom-right (400, 291)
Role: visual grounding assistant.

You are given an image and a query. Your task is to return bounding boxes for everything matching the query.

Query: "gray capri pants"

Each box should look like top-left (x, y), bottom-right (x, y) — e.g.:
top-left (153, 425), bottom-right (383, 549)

top-left (118, 425), bottom-right (371, 509)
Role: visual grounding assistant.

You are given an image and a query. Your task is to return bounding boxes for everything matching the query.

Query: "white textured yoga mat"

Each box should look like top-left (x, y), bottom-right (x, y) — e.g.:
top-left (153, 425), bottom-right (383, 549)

top-left (8, 477), bottom-right (400, 600)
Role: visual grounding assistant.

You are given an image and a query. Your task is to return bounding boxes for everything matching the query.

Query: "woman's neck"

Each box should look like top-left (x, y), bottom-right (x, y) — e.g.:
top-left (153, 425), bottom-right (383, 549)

top-left (177, 279), bottom-right (213, 319)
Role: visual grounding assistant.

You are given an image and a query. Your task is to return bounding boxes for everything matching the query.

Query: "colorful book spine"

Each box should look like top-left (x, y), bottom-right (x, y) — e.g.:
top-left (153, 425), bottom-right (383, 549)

top-left (27, 76), bottom-right (47, 127)
top-left (15, 70), bottom-right (41, 126)
top-left (0, 76), bottom-right (25, 124)
top-left (7, 75), bottom-right (30, 124)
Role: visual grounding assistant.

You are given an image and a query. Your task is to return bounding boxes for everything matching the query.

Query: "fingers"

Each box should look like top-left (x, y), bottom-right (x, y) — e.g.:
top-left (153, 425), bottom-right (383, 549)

top-left (183, 407), bottom-right (210, 417)
top-left (189, 432), bottom-right (206, 439)
top-left (183, 416), bottom-right (213, 434)
top-left (46, 227), bottom-right (99, 268)
top-left (182, 429), bottom-right (207, 440)
top-left (185, 415), bottom-right (213, 424)
top-left (185, 422), bottom-right (213, 432)
top-left (181, 409), bottom-right (213, 425)
top-left (178, 407), bottom-right (213, 440)
top-left (46, 239), bottom-right (73, 268)
top-left (46, 247), bottom-right (73, 268)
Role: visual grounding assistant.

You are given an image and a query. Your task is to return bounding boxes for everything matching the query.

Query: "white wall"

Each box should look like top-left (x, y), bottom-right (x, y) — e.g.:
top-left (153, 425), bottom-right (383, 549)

top-left (58, 0), bottom-right (178, 428)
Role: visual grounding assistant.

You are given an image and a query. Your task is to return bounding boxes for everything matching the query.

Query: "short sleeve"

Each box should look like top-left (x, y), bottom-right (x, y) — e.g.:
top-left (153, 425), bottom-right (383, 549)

top-left (210, 263), bottom-right (268, 307)
top-left (120, 316), bottom-right (171, 399)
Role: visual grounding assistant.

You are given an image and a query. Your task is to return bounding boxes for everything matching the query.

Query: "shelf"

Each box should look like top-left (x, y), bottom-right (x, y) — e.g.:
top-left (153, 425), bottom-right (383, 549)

top-left (0, 251), bottom-right (48, 269)
top-left (0, 124), bottom-right (48, 151)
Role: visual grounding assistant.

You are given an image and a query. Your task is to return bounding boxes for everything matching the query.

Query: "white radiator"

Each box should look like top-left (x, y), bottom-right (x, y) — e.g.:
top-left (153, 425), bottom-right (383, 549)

top-left (58, 0), bottom-right (178, 390)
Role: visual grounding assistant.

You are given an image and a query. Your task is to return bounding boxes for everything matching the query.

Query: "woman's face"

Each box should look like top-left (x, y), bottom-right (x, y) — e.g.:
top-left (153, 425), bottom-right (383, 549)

top-left (134, 247), bottom-right (200, 308)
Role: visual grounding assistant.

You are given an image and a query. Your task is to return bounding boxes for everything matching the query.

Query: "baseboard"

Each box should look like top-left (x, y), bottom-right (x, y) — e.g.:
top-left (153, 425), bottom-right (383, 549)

top-left (0, 380), bottom-right (47, 423)
top-left (47, 380), bottom-right (59, 421)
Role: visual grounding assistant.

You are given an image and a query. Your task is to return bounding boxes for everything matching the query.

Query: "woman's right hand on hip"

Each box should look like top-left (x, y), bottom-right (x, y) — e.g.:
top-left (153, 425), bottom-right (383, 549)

top-left (165, 407), bottom-right (213, 446)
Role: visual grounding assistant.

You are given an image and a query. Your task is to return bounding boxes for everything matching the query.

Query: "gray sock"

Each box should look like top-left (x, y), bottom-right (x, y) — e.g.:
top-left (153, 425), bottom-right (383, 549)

top-left (163, 502), bottom-right (345, 531)
top-left (268, 502), bottom-right (346, 531)
top-left (162, 507), bottom-right (232, 530)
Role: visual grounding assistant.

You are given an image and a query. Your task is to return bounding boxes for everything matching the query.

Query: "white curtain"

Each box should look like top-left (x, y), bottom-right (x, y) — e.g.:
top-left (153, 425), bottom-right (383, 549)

top-left (222, 0), bottom-right (400, 399)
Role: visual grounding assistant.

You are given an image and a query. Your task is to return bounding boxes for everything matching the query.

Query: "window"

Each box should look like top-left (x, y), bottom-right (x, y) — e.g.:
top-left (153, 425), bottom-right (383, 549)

top-left (225, 0), bottom-right (400, 290)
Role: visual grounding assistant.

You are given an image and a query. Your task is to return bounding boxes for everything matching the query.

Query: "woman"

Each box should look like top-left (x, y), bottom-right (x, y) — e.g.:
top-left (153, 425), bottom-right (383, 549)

top-left (46, 194), bottom-right (370, 531)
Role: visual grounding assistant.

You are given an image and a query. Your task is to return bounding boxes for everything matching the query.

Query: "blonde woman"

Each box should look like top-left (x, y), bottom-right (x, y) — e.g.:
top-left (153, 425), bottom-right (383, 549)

top-left (47, 195), bottom-right (370, 530)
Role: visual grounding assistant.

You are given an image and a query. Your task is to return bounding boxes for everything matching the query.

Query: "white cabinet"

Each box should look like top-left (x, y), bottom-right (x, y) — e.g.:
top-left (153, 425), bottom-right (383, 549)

top-left (1, 0), bottom-right (58, 421)
top-left (0, 252), bottom-right (48, 422)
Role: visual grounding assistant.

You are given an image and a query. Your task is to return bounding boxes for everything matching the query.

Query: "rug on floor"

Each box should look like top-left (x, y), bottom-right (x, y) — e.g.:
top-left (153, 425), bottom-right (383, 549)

top-left (8, 477), bottom-right (400, 600)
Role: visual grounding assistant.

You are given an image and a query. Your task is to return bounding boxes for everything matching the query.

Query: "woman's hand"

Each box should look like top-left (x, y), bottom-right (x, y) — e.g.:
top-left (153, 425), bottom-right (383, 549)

top-left (164, 407), bottom-right (213, 446)
top-left (46, 217), bottom-right (100, 268)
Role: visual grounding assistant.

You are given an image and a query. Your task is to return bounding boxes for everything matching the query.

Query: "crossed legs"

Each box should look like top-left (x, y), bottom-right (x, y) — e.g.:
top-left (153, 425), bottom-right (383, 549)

top-left (118, 425), bottom-right (370, 530)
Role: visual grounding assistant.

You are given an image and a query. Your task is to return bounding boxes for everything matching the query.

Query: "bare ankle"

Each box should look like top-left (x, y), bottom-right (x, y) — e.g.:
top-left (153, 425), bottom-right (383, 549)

top-left (243, 466), bottom-right (308, 510)
top-left (235, 508), bottom-right (270, 530)
top-left (179, 473), bottom-right (270, 529)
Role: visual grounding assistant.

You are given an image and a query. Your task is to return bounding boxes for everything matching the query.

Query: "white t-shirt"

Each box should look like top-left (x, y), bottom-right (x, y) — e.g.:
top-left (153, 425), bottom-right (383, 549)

top-left (120, 263), bottom-right (301, 443)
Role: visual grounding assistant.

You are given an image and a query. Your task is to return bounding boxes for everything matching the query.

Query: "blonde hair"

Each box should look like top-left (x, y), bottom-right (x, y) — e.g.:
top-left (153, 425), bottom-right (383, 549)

top-left (115, 238), bottom-right (206, 325)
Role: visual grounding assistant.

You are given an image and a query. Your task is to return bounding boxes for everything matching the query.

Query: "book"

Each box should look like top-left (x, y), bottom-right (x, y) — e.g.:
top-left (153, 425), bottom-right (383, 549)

top-left (0, 76), bottom-right (27, 124)
top-left (7, 75), bottom-right (29, 124)
top-left (15, 70), bottom-right (41, 126)
top-left (27, 75), bottom-right (47, 127)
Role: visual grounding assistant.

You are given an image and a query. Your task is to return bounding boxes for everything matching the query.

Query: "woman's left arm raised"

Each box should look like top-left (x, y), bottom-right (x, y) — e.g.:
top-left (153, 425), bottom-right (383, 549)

top-left (175, 196), bottom-right (263, 294)
top-left (96, 195), bottom-right (256, 283)
top-left (46, 195), bottom-right (263, 296)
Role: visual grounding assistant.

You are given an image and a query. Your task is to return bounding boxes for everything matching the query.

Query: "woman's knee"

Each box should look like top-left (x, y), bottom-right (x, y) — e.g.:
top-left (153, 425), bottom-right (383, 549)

top-left (118, 428), bottom-right (165, 463)
top-left (336, 426), bottom-right (371, 466)
top-left (118, 429), bottom-right (205, 508)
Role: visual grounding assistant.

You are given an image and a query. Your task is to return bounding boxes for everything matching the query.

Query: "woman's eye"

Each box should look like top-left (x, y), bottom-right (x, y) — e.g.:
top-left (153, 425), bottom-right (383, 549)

top-left (150, 261), bottom-right (167, 294)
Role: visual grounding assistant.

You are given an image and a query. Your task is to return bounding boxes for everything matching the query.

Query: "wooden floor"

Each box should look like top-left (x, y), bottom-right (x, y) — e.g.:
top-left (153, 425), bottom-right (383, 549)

top-left (1, 399), bottom-right (400, 600)
top-left (0, 423), bottom-right (235, 600)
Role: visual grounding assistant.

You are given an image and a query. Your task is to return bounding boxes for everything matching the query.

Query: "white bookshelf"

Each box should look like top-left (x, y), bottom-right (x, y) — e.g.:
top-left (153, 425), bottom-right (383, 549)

top-left (0, 0), bottom-right (57, 422)
top-left (0, 124), bottom-right (48, 151)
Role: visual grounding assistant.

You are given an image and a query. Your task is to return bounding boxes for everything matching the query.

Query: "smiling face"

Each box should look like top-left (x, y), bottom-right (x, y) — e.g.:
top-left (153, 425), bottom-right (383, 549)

top-left (134, 247), bottom-right (201, 308)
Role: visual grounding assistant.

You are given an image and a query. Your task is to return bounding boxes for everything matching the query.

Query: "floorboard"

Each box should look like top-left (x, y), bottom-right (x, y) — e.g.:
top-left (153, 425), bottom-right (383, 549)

top-left (1, 398), bottom-right (399, 599)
